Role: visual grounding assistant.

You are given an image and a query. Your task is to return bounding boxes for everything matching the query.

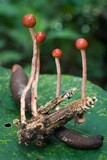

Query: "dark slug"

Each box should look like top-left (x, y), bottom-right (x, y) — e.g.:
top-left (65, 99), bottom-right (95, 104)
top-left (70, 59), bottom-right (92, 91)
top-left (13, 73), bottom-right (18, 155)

top-left (10, 64), bottom-right (104, 149)
top-left (10, 64), bottom-right (31, 112)
top-left (54, 126), bottom-right (104, 149)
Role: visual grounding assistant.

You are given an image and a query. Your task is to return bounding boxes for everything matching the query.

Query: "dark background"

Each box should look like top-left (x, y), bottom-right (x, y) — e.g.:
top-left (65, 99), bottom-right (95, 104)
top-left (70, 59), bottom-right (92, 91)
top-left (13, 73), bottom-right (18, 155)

top-left (0, 0), bottom-right (107, 90)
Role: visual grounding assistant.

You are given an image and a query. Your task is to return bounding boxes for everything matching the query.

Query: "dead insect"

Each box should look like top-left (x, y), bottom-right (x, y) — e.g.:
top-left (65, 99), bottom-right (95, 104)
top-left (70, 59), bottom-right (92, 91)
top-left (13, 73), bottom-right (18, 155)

top-left (10, 65), bottom-right (104, 149)
top-left (16, 96), bottom-right (97, 147)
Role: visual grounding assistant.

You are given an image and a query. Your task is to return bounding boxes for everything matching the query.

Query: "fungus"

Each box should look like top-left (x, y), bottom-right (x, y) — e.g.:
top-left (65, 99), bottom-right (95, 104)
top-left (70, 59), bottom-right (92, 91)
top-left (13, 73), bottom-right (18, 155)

top-left (35, 32), bottom-right (46, 44)
top-left (21, 14), bottom-right (47, 123)
top-left (75, 38), bottom-right (88, 123)
top-left (22, 14), bottom-right (36, 41)
top-left (9, 13), bottom-right (104, 150)
top-left (20, 39), bottom-right (39, 122)
top-left (22, 14), bottom-right (36, 28)
top-left (52, 48), bottom-right (62, 110)
top-left (21, 14), bottom-right (38, 123)
top-left (31, 32), bottom-right (46, 117)
top-left (75, 38), bottom-right (88, 99)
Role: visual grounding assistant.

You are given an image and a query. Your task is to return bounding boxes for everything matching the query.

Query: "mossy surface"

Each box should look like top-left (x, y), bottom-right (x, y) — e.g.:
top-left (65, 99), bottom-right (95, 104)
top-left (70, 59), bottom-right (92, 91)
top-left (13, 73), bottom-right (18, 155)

top-left (0, 67), bottom-right (107, 160)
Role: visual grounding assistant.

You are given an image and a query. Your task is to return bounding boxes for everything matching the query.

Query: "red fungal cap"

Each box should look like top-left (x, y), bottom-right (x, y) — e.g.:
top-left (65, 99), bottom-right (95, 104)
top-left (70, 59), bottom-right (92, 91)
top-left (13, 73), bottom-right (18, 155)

top-left (75, 38), bottom-right (88, 50)
top-left (52, 49), bottom-right (62, 58)
top-left (35, 32), bottom-right (46, 44)
top-left (22, 14), bottom-right (36, 28)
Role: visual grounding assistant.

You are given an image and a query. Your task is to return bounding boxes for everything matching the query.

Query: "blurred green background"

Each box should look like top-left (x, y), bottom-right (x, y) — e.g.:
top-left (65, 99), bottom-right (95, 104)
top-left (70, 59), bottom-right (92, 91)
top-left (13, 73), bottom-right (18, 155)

top-left (0, 0), bottom-right (107, 89)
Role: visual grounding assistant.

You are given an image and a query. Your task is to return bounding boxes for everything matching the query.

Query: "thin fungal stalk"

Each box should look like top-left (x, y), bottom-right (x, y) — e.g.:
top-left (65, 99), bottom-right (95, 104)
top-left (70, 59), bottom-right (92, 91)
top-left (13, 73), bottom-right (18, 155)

top-left (75, 38), bottom-right (88, 123)
top-left (77, 49), bottom-right (87, 123)
top-left (52, 49), bottom-right (62, 111)
top-left (55, 58), bottom-right (61, 110)
top-left (28, 27), bottom-right (40, 117)
top-left (80, 49), bottom-right (87, 99)
top-left (29, 28), bottom-right (35, 41)
top-left (20, 39), bottom-right (38, 123)
top-left (31, 46), bottom-right (40, 117)
top-left (55, 58), bottom-right (61, 97)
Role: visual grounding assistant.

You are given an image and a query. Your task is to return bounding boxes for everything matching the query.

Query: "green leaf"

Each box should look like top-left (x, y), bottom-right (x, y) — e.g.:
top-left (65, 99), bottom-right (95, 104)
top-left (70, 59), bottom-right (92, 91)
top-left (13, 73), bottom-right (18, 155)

top-left (0, 3), bottom-right (19, 17)
top-left (0, 51), bottom-right (22, 65)
top-left (0, 67), bottom-right (107, 160)
top-left (47, 29), bottom-right (81, 40)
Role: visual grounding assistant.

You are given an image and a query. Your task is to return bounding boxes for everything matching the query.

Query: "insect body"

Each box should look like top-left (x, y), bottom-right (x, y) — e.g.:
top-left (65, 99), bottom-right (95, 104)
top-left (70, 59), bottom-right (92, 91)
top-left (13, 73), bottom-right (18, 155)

top-left (16, 91), bottom-right (97, 147)
top-left (11, 65), bottom-right (103, 149)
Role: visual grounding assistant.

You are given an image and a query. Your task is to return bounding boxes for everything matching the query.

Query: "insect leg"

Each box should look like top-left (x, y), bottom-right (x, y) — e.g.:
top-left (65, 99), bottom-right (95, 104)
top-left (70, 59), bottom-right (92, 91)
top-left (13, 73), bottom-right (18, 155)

top-left (38, 87), bottom-right (77, 114)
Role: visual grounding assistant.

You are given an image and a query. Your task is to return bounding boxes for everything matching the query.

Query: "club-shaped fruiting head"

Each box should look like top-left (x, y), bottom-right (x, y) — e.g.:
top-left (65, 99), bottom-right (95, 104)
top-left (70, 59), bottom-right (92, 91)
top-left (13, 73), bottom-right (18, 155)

top-left (22, 14), bottom-right (36, 28)
top-left (75, 38), bottom-right (88, 50)
top-left (35, 32), bottom-right (46, 44)
top-left (52, 49), bottom-right (62, 58)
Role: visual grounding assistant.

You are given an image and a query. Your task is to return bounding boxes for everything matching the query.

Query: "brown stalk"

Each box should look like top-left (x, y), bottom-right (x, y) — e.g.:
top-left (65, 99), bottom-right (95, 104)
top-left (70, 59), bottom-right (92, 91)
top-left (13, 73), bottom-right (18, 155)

top-left (77, 49), bottom-right (87, 123)
top-left (52, 49), bottom-right (62, 111)
top-left (55, 58), bottom-right (61, 98)
top-left (54, 58), bottom-right (62, 111)
top-left (31, 47), bottom-right (40, 117)
top-left (29, 27), bottom-right (40, 117)
top-left (20, 39), bottom-right (38, 123)
top-left (81, 49), bottom-right (87, 99)
top-left (29, 28), bottom-right (35, 41)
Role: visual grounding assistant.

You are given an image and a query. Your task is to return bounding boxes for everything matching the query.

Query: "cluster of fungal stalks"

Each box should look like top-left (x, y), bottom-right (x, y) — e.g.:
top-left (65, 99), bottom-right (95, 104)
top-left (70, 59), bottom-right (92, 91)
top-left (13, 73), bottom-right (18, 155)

top-left (21, 14), bottom-right (88, 123)
top-left (21, 14), bottom-right (46, 123)
top-left (10, 14), bottom-right (104, 149)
